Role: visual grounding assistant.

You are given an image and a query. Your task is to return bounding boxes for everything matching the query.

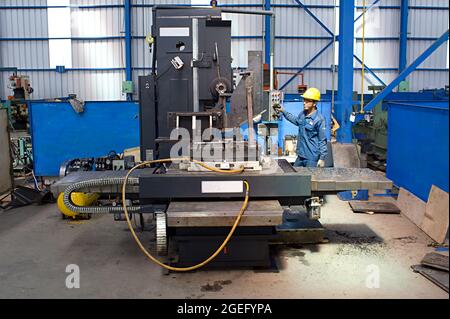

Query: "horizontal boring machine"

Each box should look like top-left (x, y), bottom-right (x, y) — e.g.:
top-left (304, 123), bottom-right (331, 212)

top-left (53, 7), bottom-right (392, 271)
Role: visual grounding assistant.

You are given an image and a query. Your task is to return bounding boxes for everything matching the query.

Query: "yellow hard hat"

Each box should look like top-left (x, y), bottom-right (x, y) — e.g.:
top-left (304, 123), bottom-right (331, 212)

top-left (301, 87), bottom-right (321, 102)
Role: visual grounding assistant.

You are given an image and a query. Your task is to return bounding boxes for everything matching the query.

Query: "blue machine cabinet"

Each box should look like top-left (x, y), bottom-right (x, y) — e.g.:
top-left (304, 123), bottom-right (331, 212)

top-left (29, 101), bottom-right (140, 176)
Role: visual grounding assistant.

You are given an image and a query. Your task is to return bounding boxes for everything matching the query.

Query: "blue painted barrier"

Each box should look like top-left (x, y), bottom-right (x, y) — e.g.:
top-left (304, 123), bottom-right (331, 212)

top-left (337, 190), bottom-right (369, 201)
top-left (386, 101), bottom-right (448, 201)
top-left (29, 101), bottom-right (140, 176)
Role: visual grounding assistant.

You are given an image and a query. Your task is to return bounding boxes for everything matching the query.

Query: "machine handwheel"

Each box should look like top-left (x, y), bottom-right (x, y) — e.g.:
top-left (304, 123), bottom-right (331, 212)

top-left (155, 212), bottom-right (168, 256)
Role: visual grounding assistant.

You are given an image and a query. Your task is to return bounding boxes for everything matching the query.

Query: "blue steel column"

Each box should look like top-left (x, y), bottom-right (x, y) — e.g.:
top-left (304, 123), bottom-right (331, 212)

top-left (399, 0), bottom-right (409, 72)
top-left (124, 0), bottom-right (132, 101)
top-left (336, 0), bottom-right (354, 143)
top-left (264, 0), bottom-right (271, 66)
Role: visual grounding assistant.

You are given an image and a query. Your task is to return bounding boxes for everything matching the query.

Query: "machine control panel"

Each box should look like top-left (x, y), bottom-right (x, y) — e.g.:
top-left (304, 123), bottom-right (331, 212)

top-left (269, 90), bottom-right (284, 119)
top-left (270, 90), bottom-right (284, 106)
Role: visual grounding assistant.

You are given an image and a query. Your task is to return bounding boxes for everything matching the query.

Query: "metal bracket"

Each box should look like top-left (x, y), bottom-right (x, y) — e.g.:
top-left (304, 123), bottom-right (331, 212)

top-left (305, 197), bottom-right (323, 220)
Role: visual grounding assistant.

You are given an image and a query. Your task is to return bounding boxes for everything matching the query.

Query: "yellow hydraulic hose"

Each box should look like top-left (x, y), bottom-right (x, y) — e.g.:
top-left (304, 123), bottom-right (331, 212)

top-left (360, 0), bottom-right (366, 113)
top-left (121, 158), bottom-right (249, 272)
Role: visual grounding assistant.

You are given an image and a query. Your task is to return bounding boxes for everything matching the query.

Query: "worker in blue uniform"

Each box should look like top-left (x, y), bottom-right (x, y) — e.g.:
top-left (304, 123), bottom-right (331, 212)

top-left (274, 88), bottom-right (328, 167)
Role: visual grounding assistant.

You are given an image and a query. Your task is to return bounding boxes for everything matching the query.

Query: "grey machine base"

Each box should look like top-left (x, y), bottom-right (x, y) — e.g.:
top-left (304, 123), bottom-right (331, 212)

top-left (165, 205), bottom-right (325, 270)
top-left (167, 215), bottom-right (325, 270)
top-left (165, 200), bottom-right (281, 269)
top-left (169, 227), bottom-right (276, 269)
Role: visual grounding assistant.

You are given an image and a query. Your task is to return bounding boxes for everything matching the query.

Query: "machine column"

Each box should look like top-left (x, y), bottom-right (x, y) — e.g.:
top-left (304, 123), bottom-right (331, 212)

top-left (335, 0), bottom-right (355, 143)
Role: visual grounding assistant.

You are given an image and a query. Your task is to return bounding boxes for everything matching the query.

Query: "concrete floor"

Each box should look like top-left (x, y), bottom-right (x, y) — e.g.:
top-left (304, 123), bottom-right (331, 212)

top-left (0, 194), bottom-right (447, 299)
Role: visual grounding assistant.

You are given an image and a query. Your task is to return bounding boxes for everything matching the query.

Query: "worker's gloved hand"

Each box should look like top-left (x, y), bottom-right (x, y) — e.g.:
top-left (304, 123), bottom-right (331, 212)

top-left (317, 159), bottom-right (325, 168)
top-left (273, 104), bottom-right (284, 114)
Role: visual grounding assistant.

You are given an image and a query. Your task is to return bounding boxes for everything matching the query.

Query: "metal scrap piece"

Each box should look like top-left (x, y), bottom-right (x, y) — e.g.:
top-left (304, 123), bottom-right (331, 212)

top-left (349, 201), bottom-right (401, 214)
top-left (411, 264), bottom-right (449, 292)
top-left (69, 98), bottom-right (85, 113)
top-left (421, 252), bottom-right (449, 272)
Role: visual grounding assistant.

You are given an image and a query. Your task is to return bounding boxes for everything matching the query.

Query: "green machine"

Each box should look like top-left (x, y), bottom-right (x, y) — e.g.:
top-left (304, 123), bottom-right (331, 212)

top-left (1, 101), bottom-right (33, 174)
top-left (353, 85), bottom-right (391, 171)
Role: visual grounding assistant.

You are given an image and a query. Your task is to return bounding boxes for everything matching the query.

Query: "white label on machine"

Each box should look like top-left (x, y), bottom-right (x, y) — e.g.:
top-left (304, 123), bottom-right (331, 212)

top-left (160, 27), bottom-right (190, 37)
top-left (201, 181), bottom-right (243, 194)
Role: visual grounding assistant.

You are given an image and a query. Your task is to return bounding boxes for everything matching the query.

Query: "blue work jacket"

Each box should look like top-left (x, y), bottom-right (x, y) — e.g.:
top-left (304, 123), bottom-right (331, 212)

top-left (282, 109), bottom-right (328, 161)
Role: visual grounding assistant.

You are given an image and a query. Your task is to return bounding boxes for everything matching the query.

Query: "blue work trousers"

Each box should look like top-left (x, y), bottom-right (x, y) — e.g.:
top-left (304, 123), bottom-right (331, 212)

top-left (293, 156), bottom-right (317, 167)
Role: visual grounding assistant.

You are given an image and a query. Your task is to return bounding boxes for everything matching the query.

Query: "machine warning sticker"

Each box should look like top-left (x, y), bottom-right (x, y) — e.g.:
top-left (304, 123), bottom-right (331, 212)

top-left (159, 27), bottom-right (190, 37)
top-left (201, 181), bottom-right (243, 194)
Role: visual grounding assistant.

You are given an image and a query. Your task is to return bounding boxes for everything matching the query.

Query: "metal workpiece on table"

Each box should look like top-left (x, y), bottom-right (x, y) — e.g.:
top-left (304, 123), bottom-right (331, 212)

top-left (295, 167), bottom-right (393, 191)
top-left (166, 200), bottom-right (283, 227)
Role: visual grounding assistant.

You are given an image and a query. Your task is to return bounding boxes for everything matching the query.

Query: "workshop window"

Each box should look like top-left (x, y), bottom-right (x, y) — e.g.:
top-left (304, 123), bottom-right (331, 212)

top-left (47, 0), bottom-right (73, 69)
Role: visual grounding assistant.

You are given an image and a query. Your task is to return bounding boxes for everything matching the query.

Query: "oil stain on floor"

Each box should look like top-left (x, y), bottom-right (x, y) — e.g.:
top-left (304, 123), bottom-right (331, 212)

top-left (201, 280), bottom-right (232, 292)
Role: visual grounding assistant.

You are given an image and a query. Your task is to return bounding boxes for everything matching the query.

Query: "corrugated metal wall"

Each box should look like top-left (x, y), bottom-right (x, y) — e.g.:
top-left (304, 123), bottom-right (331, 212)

top-left (354, 0), bottom-right (449, 92)
top-left (68, 0), bottom-right (125, 100)
top-left (0, 0), bottom-right (49, 98)
top-left (272, 0), bottom-right (336, 93)
top-left (222, 0), bottom-right (264, 69)
top-left (407, 0), bottom-right (449, 91)
top-left (0, 0), bottom-right (448, 100)
top-left (0, 0), bottom-right (127, 100)
top-left (354, 0), bottom-right (399, 92)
